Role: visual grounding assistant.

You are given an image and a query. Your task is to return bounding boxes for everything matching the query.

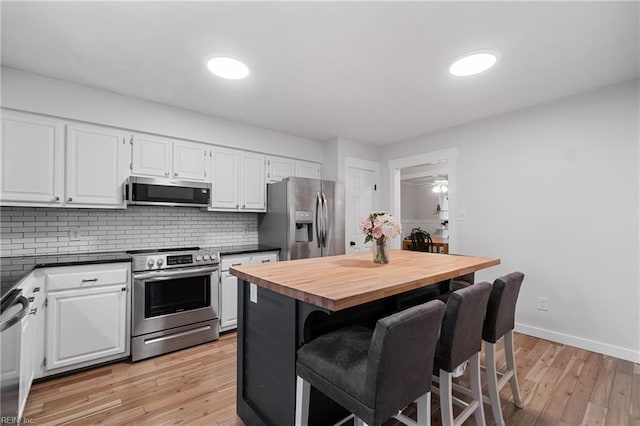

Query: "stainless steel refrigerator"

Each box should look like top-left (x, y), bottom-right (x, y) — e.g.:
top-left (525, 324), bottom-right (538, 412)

top-left (258, 177), bottom-right (345, 260)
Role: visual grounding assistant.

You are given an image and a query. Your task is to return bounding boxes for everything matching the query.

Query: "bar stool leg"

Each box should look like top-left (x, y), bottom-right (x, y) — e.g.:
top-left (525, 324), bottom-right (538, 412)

top-left (295, 376), bottom-right (310, 426)
top-left (470, 352), bottom-right (486, 426)
top-left (354, 418), bottom-right (368, 426)
top-left (439, 370), bottom-right (455, 426)
top-left (486, 342), bottom-right (505, 426)
top-left (505, 330), bottom-right (524, 408)
top-left (416, 391), bottom-right (431, 426)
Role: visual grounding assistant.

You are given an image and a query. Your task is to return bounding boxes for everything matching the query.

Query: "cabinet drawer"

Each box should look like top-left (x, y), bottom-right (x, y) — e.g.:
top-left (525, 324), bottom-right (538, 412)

top-left (220, 256), bottom-right (251, 272)
top-left (45, 263), bottom-right (130, 291)
top-left (251, 252), bottom-right (279, 265)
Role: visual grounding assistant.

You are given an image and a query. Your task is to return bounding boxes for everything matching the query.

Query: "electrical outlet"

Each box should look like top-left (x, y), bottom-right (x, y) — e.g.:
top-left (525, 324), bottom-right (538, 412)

top-left (537, 296), bottom-right (548, 311)
top-left (70, 226), bottom-right (81, 241)
top-left (243, 223), bottom-right (250, 233)
top-left (456, 210), bottom-right (467, 221)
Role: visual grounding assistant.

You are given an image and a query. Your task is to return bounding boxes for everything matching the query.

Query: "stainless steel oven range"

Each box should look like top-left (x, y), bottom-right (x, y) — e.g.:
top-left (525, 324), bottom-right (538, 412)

top-left (128, 247), bottom-right (219, 362)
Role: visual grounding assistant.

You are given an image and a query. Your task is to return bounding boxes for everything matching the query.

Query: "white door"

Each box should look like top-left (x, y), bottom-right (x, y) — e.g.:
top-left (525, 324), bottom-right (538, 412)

top-left (172, 140), bottom-right (207, 181)
top-left (241, 152), bottom-right (266, 211)
top-left (131, 134), bottom-right (171, 178)
top-left (345, 158), bottom-right (380, 254)
top-left (46, 285), bottom-right (127, 370)
top-left (295, 161), bottom-right (321, 179)
top-left (66, 124), bottom-right (129, 207)
top-left (211, 147), bottom-right (240, 210)
top-left (0, 111), bottom-right (64, 205)
top-left (267, 156), bottom-right (295, 183)
top-left (219, 271), bottom-right (239, 330)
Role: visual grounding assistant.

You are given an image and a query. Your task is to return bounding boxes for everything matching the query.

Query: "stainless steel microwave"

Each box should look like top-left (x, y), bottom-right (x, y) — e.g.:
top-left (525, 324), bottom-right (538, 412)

top-left (126, 177), bottom-right (211, 207)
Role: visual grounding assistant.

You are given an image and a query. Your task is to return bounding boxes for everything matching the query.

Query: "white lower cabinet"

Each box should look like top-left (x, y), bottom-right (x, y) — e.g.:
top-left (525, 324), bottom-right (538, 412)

top-left (219, 251), bottom-right (279, 331)
top-left (44, 263), bottom-right (130, 374)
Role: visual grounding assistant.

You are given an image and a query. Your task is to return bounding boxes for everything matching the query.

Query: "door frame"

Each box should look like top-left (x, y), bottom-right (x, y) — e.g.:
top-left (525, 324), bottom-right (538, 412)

top-left (388, 148), bottom-right (458, 251)
top-left (344, 157), bottom-right (381, 253)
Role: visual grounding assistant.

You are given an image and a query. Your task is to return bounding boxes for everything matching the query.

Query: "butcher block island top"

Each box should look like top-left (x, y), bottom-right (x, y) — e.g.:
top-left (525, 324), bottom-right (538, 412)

top-left (230, 250), bottom-right (500, 311)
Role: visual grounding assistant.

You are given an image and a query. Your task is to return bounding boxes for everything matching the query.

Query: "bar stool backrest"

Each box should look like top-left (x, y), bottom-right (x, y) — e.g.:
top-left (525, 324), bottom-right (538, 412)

top-left (435, 282), bottom-right (492, 372)
top-left (483, 272), bottom-right (525, 343)
top-left (365, 299), bottom-right (445, 424)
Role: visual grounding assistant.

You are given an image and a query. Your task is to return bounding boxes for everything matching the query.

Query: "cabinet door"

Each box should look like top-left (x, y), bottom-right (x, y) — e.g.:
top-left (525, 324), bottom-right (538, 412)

top-left (18, 310), bottom-right (35, 417)
top-left (210, 147), bottom-right (240, 210)
top-left (267, 156), bottom-right (295, 183)
top-left (295, 161), bottom-right (321, 179)
top-left (241, 152), bottom-right (266, 211)
top-left (46, 285), bottom-right (127, 370)
top-left (66, 124), bottom-right (129, 207)
top-left (220, 271), bottom-right (239, 331)
top-left (131, 134), bottom-right (172, 178)
top-left (0, 111), bottom-right (64, 205)
top-left (172, 140), bottom-right (208, 181)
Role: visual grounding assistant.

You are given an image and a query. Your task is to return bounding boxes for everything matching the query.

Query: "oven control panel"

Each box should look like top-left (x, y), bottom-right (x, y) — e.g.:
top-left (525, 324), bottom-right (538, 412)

top-left (131, 250), bottom-right (219, 271)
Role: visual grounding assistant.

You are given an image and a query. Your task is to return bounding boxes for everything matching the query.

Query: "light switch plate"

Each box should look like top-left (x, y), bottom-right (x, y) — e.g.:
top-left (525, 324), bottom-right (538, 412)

top-left (456, 210), bottom-right (467, 221)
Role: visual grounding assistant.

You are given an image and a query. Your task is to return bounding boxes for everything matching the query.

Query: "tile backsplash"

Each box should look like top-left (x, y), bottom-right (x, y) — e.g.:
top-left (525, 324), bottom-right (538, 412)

top-left (0, 206), bottom-right (258, 257)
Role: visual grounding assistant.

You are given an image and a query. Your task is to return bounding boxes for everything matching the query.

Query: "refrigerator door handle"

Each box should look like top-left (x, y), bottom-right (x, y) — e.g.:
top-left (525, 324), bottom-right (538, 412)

top-left (315, 192), bottom-right (323, 248)
top-left (321, 192), bottom-right (328, 248)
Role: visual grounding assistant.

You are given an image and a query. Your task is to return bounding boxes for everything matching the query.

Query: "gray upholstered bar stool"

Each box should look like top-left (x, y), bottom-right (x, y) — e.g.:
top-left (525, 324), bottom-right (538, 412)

top-left (446, 272), bottom-right (525, 426)
top-left (432, 281), bottom-right (492, 426)
top-left (481, 272), bottom-right (525, 425)
top-left (295, 300), bottom-right (446, 426)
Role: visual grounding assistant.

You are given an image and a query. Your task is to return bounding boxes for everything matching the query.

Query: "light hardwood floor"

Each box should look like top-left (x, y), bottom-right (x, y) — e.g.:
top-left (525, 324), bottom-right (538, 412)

top-left (24, 332), bottom-right (639, 425)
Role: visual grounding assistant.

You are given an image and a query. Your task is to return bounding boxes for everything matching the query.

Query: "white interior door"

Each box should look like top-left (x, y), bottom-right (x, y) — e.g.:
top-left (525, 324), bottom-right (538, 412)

top-left (345, 158), bottom-right (380, 254)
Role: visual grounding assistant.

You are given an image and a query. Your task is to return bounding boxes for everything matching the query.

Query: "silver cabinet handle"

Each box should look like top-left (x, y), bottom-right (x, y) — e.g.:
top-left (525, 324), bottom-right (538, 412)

top-left (174, 172), bottom-right (178, 177)
top-left (121, 287), bottom-right (126, 292)
top-left (52, 196), bottom-right (60, 202)
top-left (29, 308), bottom-right (37, 316)
top-left (261, 259), bottom-right (271, 263)
top-left (165, 172), bottom-right (169, 177)
top-left (81, 278), bottom-right (98, 283)
top-left (235, 204), bottom-right (239, 208)
top-left (67, 197), bottom-right (73, 202)
top-left (27, 296), bottom-right (34, 303)
top-left (231, 263), bottom-right (242, 267)
top-left (33, 287), bottom-right (41, 293)
top-left (242, 204), bottom-right (246, 209)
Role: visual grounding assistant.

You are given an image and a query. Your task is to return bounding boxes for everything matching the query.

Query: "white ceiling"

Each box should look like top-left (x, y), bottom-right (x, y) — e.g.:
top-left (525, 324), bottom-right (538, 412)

top-left (1, 2), bottom-right (638, 146)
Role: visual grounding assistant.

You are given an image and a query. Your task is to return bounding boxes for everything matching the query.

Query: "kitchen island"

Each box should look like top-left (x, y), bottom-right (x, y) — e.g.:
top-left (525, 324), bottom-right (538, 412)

top-left (230, 250), bottom-right (500, 426)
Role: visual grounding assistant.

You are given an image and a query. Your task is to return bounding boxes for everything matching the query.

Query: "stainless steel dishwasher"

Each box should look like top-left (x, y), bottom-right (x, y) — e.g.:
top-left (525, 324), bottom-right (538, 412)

top-left (1, 289), bottom-right (29, 423)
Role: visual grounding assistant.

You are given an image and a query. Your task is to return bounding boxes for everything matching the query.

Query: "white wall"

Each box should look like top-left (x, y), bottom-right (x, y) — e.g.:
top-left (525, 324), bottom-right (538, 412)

top-left (401, 183), bottom-right (441, 237)
top-left (382, 80), bottom-right (640, 362)
top-left (322, 136), bottom-right (381, 183)
top-left (0, 67), bottom-right (323, 161)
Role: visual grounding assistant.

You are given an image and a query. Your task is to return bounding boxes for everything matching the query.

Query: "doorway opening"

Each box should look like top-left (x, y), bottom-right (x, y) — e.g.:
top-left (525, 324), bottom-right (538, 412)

top-left (388, 148), bottom-right (458, 251)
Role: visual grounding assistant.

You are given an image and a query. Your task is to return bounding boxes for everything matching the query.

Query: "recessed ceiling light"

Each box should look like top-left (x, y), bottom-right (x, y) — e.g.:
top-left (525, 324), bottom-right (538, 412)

top-left (207, 57), bottom-right (250, 80)
top-left (449, 51), bottom-right (498, 77)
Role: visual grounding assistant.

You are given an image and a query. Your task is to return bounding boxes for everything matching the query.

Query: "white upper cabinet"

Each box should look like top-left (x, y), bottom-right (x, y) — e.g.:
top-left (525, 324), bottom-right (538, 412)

top-left (241, 152), bottom-right (266, 211)
top-left (295, 160), bottom-right (322, 179)
top-left (131, 134), bottom-right (172, 178)
top-left (266, 157), bottom-right (322, 182)
top-left (131, 135), bottom-right (207, 182)
top-left (211, 147), bottom-right (240, 209)
top-left (210, 147), bottom-right (265, 212)
top-left (0, 111), bottom-right (64, 205)
top-left (266, 156), bottom-right (295, 183)
top-left (172, 140), bottom-right (208, 181)
top-left (66, 123), bottom-right (130, 207)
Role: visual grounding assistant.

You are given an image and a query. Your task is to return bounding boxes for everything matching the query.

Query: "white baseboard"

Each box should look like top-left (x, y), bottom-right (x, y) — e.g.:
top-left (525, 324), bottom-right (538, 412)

top-left (515, 322), bottom-right (640, 363)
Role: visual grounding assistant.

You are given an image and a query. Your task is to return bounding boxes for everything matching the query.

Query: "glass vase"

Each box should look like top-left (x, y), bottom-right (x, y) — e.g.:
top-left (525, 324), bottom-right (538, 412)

top-left (373, 238), bottom-right (390, 264)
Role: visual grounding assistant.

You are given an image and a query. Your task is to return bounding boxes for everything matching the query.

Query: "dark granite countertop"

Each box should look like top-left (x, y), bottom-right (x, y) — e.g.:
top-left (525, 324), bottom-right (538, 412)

top-left (206, 244), bottom-right (280, 256)
top-left (1, 251), bottom-right (131, 302)
top-left (0, 245), bottom-right (280, 303)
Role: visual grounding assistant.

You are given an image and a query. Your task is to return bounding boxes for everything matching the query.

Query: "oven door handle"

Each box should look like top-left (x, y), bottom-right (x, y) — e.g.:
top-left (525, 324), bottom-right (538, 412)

top-left (134, 266), bottom-right (219, 281)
